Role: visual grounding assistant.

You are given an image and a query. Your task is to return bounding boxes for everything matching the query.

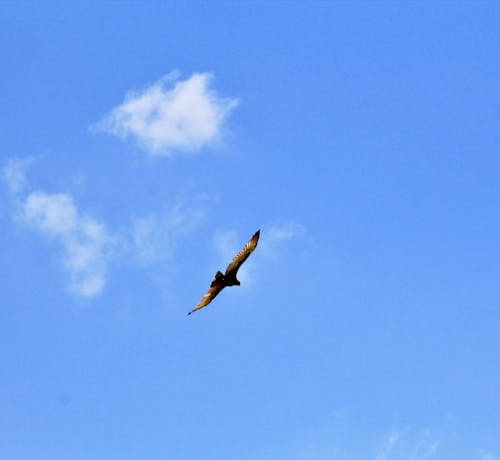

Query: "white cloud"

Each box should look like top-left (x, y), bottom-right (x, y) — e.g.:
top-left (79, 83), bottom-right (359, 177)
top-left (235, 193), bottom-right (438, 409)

top-left (21, 191), bottom-right (116, 297)
top-left (2, 160), bottom-right (116, 298)
top-left (94, 72), bottom-right (239, 155)
top-left (2, 157), bottom-right (32, 195)
top-left (132, 197), bottom-right (207, 265)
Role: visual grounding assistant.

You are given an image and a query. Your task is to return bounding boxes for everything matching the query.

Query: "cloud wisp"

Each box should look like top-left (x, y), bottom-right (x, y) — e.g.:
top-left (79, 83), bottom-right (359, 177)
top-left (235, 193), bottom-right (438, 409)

top-left (3, 156), bottom-right (32, 196)
top-left (94, 72), bottom-right (239, 156)
top-left (376, 431), bottom-right (402, 460)
top-left (131, 196), bottom-right (208, 266)
top-left (259, 221), bottom-right (306, 258)
top-left (375, 428), bottom-right (439, 460)
top-left (3, 159), bottom-right (117, 298)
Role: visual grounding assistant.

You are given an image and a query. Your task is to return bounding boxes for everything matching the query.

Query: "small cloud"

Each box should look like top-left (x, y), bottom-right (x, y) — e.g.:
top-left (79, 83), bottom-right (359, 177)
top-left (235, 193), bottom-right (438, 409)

top-left (131, 196), bottom-right (208, 265)
top-left (21, 191), bottom-right (116, 297)
top-left (260, 220), bottom-right (306, 258)
top-left (93, 71), bottom-right (239, 156)
top-left (2, 159), bottom-right (117, 298)
top-left (2, 157), bottom-right (32, 196)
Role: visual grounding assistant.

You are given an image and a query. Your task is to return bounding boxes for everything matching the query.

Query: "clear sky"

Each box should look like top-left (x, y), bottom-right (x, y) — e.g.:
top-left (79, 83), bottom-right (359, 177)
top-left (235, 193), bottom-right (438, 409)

top-left (0, 3), bottom-right (499, 459)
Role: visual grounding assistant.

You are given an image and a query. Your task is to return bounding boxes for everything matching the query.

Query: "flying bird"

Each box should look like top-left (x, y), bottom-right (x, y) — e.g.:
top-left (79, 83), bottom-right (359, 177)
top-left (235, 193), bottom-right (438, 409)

top-left (188, 230), bottom-right (260, 315)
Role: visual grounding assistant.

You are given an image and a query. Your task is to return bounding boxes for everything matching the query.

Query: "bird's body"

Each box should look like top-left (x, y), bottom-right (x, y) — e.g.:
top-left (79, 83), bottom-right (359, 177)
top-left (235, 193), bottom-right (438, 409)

top-left (188, 230), bottom-right (260, 315)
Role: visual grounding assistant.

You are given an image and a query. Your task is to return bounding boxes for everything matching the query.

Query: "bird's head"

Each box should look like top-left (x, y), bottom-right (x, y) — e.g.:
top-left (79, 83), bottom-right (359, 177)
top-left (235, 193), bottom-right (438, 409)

top-left (235, 279), bottom-right (241, 286)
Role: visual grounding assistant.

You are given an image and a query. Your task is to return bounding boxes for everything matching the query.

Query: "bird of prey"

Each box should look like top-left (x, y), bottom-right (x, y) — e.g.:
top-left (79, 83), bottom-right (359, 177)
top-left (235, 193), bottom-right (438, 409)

top-left (188, 230), bottom-right (260, 315)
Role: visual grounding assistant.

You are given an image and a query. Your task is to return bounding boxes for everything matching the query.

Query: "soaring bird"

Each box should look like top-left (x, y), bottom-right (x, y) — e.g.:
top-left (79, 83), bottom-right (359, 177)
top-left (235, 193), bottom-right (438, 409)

top-left (188, 230), bottom-right (260, 315)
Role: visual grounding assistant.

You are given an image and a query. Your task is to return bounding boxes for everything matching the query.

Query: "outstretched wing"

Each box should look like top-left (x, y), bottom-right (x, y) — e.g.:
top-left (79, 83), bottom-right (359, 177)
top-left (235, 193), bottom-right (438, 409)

top-left (188, 281), bottom-right (225, 315)
top-left (225, 230), bottom-right (260, 278)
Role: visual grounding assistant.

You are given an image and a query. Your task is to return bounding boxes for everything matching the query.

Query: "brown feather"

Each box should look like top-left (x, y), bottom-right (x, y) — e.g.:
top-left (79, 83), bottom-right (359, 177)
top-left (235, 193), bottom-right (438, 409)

top-left (188, 281), bottom-right (225, 315)
top-left (224, 230), bottom-right (260, 279)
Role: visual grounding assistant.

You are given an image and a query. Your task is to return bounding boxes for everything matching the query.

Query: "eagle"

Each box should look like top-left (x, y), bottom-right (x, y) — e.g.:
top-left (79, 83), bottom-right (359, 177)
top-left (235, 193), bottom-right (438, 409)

top-left (188, 230), bottom-right (260, 315)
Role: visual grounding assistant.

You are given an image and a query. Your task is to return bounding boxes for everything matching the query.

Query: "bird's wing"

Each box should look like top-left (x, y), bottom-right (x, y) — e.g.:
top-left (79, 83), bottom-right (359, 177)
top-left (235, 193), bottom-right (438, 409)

top-left (224, 230), bottom-right (260, 277)
top-left (188, 282), bottom-right (225, 315)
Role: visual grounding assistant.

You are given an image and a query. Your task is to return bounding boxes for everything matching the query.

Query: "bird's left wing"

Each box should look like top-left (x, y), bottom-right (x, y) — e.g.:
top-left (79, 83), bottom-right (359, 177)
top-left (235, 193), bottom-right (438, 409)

top-left (188, 281), bottom-right (225, 315)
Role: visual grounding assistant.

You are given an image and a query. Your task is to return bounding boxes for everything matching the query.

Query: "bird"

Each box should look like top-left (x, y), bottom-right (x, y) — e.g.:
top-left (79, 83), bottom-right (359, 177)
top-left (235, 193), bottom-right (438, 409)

top-left (188, 230), bottom-right (260, 315)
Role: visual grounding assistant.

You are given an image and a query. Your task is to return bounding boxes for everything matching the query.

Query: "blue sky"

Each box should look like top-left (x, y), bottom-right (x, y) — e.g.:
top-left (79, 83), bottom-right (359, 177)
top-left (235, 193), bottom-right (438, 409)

top-left (0, 3), bottom-right (499, 459)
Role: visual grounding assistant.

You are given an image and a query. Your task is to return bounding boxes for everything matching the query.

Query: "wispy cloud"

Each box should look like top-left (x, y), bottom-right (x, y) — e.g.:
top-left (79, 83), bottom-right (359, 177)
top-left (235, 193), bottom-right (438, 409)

top-left (131, 196), bottom-right (208, 266)
top-left (93, 71), bottom-right (239, 156)
top-left (375, 428), bottom-right (439, 460)
top-left (376, 431), bottom-right (402, 460)
top-left (3, 160), bottom-right (117, 298)
top-left (3, 157), bottom-right (32, 196)
top-left (260, 221), bottom-right (306, 258)
top-left (408, 432), bottom-right (439, 460)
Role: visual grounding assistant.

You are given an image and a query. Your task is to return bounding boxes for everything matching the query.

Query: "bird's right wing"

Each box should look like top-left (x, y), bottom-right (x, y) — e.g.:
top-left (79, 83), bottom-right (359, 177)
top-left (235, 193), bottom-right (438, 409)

top-left (224, 230), bottom-right (260, 277)
top-left (188, 282), bottom-right (225, 315)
